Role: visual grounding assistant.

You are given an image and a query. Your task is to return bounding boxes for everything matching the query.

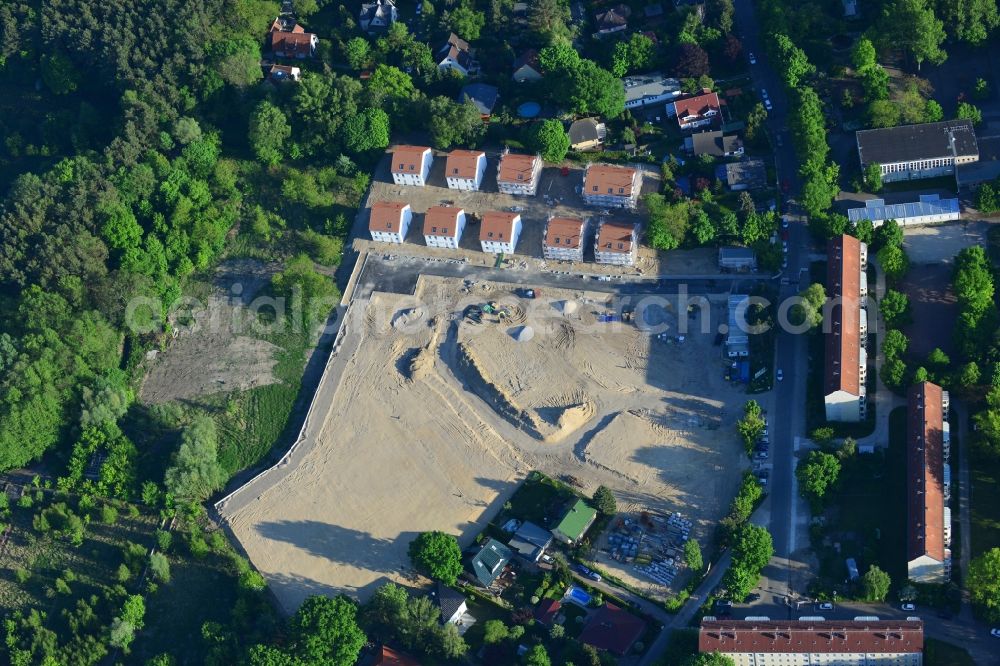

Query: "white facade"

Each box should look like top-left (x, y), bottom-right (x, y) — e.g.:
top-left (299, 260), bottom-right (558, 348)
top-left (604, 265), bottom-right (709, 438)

top-left (847, 195), bottom-right (961, 228)
top-left (445, 153), bottom-right (487, 191)
top-left (480, 215), bottom-right (522, 254)
top-left (497, 153), bottom-right (543, 196)
top-left (907, 554), bottom-right (947, 585)
top-left (391, 148), bottom-right (433, 186)
top-left (424, 210), bottom-right (467, 249)
top-left (824, 388), bottom-right (866, 422)
top-left (878, 156), bottom-right (977, 183)
top-left (369, 205), bottom-right (412, 244)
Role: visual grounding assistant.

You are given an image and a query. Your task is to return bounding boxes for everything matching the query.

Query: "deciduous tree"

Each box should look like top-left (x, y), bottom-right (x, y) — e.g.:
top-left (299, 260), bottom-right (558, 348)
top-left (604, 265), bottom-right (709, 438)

top-left (408, 531), bottom-right (463, 584)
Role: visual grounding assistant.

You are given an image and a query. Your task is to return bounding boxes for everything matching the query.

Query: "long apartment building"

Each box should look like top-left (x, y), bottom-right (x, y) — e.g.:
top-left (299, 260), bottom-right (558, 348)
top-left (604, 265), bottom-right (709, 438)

top-left (824, 235), bottom-right (869, 423)
top-left (907, 381), bottom-right (952, 584)
top-left (699, 619), bottom-right (924, 666)
top-left (581, 164), bottom-right (642, 209)
top-left (856, 119), bottom-right (979, 184)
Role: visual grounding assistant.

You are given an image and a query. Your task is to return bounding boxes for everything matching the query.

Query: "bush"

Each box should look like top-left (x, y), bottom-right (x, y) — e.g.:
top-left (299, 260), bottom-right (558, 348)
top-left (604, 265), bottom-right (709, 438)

top-left (149, 552), bottom-right (171, 583)
top-left (100, 504), bottom-right (118, 525)
top-left (156, 530), bottom-right (173, 552)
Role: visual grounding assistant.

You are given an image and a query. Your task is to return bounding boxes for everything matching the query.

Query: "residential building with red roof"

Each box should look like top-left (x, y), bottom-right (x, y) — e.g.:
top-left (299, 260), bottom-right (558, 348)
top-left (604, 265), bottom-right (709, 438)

top-left (375, 645), bottom-right (421, 665)
top-left (534, 598), bottom-right (562, 626)
top-left (580, 603), bottom-right (646, 656)
top-left (444, 149), bottom-right (487, 191)
top-left (512, 49), bottom-right (543, 82)
top-left (423, 206), bottom-right (466, 249)
top-left (269, 18), bottom-right (318, 59)
top-left (543, 216), bottom-right (588, 262)
top-left (672, 91), bottom-right (721, 130)
top-left (594, 220), bottom-right (638, 266)
top-left (390, 146), bottom-right (434, 186)
top-left (907, 381), bottom-right (951, 583)
top-left (497, 151), bottom-right (543, 195)
top-left (824, 234), bottom-right (869, 423)
top-left (699, 619), bottom-right (924, 665)
top-left (479, 211), bottom-right (522, 254)
top-left (368, 201), bottom-right (412, 244)
top-left (582, 164), bottom-right (642, 209)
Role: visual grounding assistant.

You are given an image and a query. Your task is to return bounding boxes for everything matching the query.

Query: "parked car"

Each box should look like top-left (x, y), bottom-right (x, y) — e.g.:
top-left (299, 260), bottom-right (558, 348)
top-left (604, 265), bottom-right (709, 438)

top-left (991, 628), bottom-right (1000, 638)
top-left (901, 603), bottom-right (916, 611)
top-left (757, 472), bottom-right (769, 486)
top-left (749, 52), bottom-right (757, 64)
top-left (817, 602), bottom-right (833, 611)
top-left (753, 451), bottom-right (768, 460)
top-left (782, 257), bottom-right (788, 269)
top-left (776, 369), bottom-right (784, 381)
top-left (575, 564), bottom-right (591, 576)
top-left (587, 571), bottom-right (602, 582)
top-left (745, 592), bottom-right (761, 602)
top-left (782, 217), bottom-right (789, 229)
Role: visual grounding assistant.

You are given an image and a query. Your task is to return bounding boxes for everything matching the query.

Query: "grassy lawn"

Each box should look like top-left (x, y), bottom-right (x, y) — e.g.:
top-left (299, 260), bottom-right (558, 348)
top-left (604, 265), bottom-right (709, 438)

top-left (560, 602), bottom-right (589, 639)
top-left (924, 638), bottom-right (976, 666)
top-left (969, 445), bottom-right (1000, 558)
top-left (809, 408), bottom-right (906, 597)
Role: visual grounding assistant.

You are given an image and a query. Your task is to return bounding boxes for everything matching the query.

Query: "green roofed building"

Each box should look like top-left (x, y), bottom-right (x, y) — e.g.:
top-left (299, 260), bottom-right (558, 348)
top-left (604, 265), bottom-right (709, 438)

top-left (470, 538), bottom-right (513, 588)
top-left (551, 499), bottom-right (598, 545)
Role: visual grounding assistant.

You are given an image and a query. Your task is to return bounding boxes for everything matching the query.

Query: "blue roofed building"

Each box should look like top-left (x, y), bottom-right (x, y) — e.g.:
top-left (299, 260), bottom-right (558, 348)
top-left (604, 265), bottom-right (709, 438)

top-left (460, 83), bottom-right (500, 119)
top-left (847, 194), bottom-right (960, 228)
top-left (470, 538), bottom-right (513, 588)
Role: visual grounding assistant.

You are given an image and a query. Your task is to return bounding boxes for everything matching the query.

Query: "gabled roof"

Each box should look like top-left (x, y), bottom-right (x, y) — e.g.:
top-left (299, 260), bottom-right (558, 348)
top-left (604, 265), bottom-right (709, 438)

top-left (376, 645), bottom-right (421, 665)
top-left (269, 19), bottom-right (315, 57)
top-left (856, 119), bottom-right (978, 166)
top-left (497, 153), bottom-right (539, 183)
top-left (581, 604), bottom-right (646, 656)
top-left (534, 598), bottom-right (562, 626)
top-left (544, 217), bottom-right (586, 250)
top-left (423, 206), bottom-right (463, 238)
top-left (445, 149), bottom-right (485, 180)
top-left (470, 538), bottom-right (512, 587)
top-left (480, 212), bottom-right (520, 242)
top-left (699, 619), bottom-right (924, 655)
top-left (436, 582), bottom-right (467, 623)
top-left (825, 234), bottom-right (862, 397)
top-left (674, 91), bottom-right (721, 121)
top-left (390, 145), bottom-right (431, 174)
top-left (595, 4), bottom-right (632, 29)
top-left (584, 164), bottom-right (637, 196)
top-left (369, 201), bottom-right (409, 233)
top-left (361, 0), bottom-right (396, 22)
top-left (513, 48), bottom-right (541, 74)
top-left (460, 83), bottom-right (499, 115)
top-left (597, 221), bottom-right (636, 253)
top-left (438, 33), bottom-right (473, 70)
top-left (508, 520), bottom-right (554, 559)
top-left (907, 381), bottom-right (945, 564)
top-left (553, 499), bottom-right (597, 540)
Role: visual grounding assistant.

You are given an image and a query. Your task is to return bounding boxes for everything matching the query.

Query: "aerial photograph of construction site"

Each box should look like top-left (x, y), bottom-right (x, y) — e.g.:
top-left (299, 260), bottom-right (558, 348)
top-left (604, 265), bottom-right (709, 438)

top-left (219, 271), bottom-right (749, 613)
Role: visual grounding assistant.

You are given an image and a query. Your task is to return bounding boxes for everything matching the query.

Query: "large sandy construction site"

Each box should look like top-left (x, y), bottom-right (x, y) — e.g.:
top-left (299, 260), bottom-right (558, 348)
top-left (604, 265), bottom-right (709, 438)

top-left (220, 275), bottom-right (749, 611)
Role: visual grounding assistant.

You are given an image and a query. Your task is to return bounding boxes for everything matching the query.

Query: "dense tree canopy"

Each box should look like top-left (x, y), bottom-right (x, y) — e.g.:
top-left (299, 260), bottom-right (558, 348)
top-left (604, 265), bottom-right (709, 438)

top-left (408, 531), bottom-right (463, 584)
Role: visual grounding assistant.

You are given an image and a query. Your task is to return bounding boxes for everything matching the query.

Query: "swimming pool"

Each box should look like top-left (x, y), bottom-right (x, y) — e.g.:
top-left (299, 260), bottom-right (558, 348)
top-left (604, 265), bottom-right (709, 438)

top-left (565, 585), bottom-right (592, 607)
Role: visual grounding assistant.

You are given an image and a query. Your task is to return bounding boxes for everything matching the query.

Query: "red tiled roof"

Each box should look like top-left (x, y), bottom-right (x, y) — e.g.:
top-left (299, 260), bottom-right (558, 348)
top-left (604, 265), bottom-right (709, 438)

top-left (391, 146), bottom-right (431, 174)
top-left (699, 620), bottom-right (924, 655)
top-left (580, 604), bottom-right (646, 656)
top-left (674, 92), bottom-right (721, 122)
top-left (376, 645), bottom-right (421, 665)
top-left (269, 19), bottom-right (315, 57)
top-left (480, 211), bottom-right (519, 242)
top-left (424, 206), bottom-right (463, 237)
top-left (825, 234), bottom-right (862, 396)
top-left (369, 201), bottom-right (409, 233)
top-left (596, 221), bottom-right (635, 253)
top-left (544, 217), bottom-right (586, 249)
top-left (584, 164), bottom-right (637, 197)
top-left (534, 598), bottom-right (562, 626)
top-left (445, 149), bottom-right (485, 180)
top-left (907, 381), bottom-right (945, 564)
top-left (497, 153), bottom-right (539, 183)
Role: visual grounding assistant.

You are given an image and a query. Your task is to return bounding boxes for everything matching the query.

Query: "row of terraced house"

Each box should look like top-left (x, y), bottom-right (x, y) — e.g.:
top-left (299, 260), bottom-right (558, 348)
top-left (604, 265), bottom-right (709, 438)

top-left (368, 145), bottom-right (643, 265)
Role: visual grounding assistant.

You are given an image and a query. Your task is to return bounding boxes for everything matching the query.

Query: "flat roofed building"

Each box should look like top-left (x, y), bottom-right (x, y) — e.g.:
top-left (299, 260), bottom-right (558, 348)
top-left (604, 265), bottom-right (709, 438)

top-left (726, 294), bottom-right (750, 358)
top-left (699, 619), bottom-right (924, 665)
top-left (582, 164), bottom-right (642, 209)
top-left (847, 194), bottom-right (960, 228)
top-left (543, 216), bottom-right (588, 262)
top-left (594, 220), bottom-right (637, 265)
top-left (390, 145), bottom-right (433, 186)
top-left (907, 381), bottom-right (951, 583)
top-left (825, 235), bottom-right (868, 423)
top-left (368, 201), bottom-right (412, 243)
top-left (622, 73), bottom-right (682, 110)
top-left (856, 120), bottom-right (979, 183)
top-left (719, 247), bottom-right (757, 271)
top-left (507, 521), bottom-right (553, 562)
top-left (497, 152), bottom-right (543, 195)
top-left (423, 206), bottom-right (466, 249)
top-left (444, 149), bottom-right (487, 191)
top-left (479, 211), bottom-right (522, 254)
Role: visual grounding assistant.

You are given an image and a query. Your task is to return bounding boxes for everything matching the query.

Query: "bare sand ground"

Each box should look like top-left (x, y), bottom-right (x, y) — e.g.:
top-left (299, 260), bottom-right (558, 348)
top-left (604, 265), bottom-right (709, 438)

top-left (222, 276), bottom-right (748, 610)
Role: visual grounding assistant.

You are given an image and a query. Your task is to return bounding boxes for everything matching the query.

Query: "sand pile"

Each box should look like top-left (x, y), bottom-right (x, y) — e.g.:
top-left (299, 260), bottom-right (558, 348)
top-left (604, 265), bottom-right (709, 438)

top-left (392, 307), bottom-right (425, 330)
top-left (510, 325), bottom-right (534, 342)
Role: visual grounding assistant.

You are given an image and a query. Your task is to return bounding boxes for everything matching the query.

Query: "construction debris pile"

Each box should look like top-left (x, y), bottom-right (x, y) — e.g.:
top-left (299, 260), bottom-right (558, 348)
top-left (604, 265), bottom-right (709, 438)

top-left (602, 511), bottom-right (694, 588)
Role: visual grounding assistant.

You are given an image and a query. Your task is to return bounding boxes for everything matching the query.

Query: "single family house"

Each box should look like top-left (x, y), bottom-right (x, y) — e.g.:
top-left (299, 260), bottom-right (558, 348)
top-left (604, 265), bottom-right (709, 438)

top-left (470, 538), bottom-right (513, 588)
top-left (479, 211), bottom-right (522, 254)
top-left (551, 499), bottom-right (597, 544)
top-left (359, 0), bottom-right (397, 34)
top-left (269, 18), bottom-right (318, 59)
top-left (444, 149), bottom-right (487, 190)
top-left (569, 118), bottom-right (606, 151)
top-left (423, 206), bottom-right (466, 249)
top-left (497, 151), bottom-right (543, 195)
top-left (512, 49), bottom-right (543, 82)
top-left (673, 91), bottom-right (721, 130)
top-left (390, 145), bottom-right (433, 186)
top-left (368, 201), bottom-right (412, 243)
top-left (437, 33), bottom-right (476, 76)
